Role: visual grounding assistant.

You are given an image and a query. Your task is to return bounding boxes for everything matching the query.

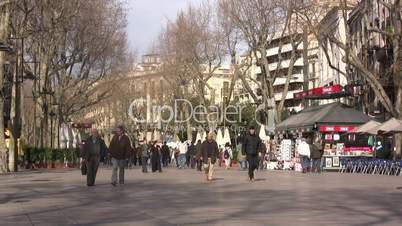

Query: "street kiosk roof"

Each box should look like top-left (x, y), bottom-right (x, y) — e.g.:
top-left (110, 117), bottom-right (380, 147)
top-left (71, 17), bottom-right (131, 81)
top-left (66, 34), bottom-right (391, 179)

top-left (276, 102), bottom-right (370, 132)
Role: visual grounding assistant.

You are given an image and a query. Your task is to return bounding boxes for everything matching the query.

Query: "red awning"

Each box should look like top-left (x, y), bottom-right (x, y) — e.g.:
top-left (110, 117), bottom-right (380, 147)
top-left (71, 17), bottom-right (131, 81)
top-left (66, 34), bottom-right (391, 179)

top-left (294, 84), bottom-right (349, 100)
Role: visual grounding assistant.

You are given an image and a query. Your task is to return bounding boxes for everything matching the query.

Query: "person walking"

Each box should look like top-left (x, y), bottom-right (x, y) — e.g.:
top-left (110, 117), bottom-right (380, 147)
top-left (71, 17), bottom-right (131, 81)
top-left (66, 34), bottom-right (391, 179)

top-left (195, 140), bottom-right (203, 171)
top-left (242, 126), bottom-right (262, 182)
top-left (187, 142), bottom-right (196, 169)
top-left (151, 141), bottom-right (162, 173)
top-left (177, 140), bottom-right (188, 169)
top-left (83, 129), bottom-right (108, 186)
top-left (310, 141), bottom-right (322, 173)
top-left (109, 125), bottom-right (131, 186)
top-left (223, 143), bottom-right (233, 170)
top-left (200, 132), bottom-right (219, 181)
top-left (140, 140), bottom-right (150, 173)
top-left (297, 138), bottom-right (311, 173)
top-left (161, 141), bottom-right (170, 167)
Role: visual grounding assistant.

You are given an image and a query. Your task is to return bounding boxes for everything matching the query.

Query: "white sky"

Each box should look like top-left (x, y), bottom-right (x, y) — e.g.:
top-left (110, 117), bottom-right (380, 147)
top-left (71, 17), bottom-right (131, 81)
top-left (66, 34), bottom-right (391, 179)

top-left (126, 0), bottom-right (203, 55)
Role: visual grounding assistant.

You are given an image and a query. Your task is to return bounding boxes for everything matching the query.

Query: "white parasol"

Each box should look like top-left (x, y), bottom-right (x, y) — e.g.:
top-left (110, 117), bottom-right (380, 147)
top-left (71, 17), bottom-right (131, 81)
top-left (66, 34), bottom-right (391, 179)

top-left (201, 131), bottom-right (207, 142)
top-left (259, 125), bottom-right (269, 141)
top-left (223, 127), bottom-right (231, 145)
top-left (216, 128), bottom-right (224, 147)
top-left (153, 130), bottom-right (161, 142)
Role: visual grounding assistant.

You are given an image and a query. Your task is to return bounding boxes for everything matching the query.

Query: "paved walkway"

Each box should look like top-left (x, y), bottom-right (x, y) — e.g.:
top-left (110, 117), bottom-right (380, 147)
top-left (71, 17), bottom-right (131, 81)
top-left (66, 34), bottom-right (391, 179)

top-left (1, 167), bottom-right (401, 226)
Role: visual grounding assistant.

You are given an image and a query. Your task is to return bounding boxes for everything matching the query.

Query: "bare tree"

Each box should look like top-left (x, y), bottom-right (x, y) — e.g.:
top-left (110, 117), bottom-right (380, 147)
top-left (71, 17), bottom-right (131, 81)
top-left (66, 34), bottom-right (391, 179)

top-left (297, 0), bottom-right (402, 159)
top-left (6, 0), bottom-right (129, 148)
top-left (219, 0), bottom-right (304, 123)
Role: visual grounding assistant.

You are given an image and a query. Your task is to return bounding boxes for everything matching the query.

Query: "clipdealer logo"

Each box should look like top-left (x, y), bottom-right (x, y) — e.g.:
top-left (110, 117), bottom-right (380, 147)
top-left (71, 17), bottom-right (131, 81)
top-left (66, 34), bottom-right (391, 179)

top-left (128, 96), bottom-right (267, 127)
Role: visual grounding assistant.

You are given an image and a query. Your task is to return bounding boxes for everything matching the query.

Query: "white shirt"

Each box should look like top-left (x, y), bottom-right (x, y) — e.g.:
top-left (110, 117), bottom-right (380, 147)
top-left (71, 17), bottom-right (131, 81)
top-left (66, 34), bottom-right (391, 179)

top-left (297, 141), bottom-right (310, 158)
top-left (178, 142), bottom-right (188, 154)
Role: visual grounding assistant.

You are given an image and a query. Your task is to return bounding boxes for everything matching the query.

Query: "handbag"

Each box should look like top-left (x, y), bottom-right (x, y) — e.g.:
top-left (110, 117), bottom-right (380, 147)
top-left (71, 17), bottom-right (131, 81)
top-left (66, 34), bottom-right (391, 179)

top-left (81, 161), bottom-right (87, 175)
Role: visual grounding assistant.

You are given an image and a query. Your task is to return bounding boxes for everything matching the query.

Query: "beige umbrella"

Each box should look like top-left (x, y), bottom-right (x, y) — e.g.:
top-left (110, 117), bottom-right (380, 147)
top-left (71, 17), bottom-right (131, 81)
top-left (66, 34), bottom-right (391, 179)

top-left (153, 130), bottom-right (161, 142)
top-left (216, 128), bottom-right (224, 147)
top-left (173, 133), bottom-right (180, 142)
top-left (146, 131), bottom-right (152, 142)
top-left (195, 130), bottom-right (202, 142)
top-left (349, 120), bottom-right (381, 134)
top-left (223, 127), bottom-right (231, 145)
top-left (259, 125), bottom-right (269, 141)
top-left (138, 132), bottom-right (145, 140)
top-left (201, 131), bottom-right (207, 142)
top-left (376, 118), bottom-right (402, 134)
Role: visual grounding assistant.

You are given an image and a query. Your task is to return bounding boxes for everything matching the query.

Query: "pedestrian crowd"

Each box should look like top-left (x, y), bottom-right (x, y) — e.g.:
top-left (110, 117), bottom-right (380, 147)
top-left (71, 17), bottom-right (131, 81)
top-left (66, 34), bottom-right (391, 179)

top-left (80, 125), bottom-right (323, 187)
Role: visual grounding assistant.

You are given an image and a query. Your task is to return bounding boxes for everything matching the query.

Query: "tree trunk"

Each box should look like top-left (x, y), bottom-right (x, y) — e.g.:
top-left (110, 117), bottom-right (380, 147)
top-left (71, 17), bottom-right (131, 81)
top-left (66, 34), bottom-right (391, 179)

top-left (0, 3), bottom-right (10, 173)
top-left (392, 0), bottom-right (402, 160)
top-left (259, 47), bottom-right (277, 124)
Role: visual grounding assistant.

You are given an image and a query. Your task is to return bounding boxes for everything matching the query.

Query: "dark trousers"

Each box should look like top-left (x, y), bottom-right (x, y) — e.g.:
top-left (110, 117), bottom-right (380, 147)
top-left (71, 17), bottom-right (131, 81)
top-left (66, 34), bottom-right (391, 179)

top-left (142, 156), bottom-right (148, 173)
top-left (300, 156), bottom-right (310, 173)
top-left (196, 159), bottom-right (203, 171)
top-left (132, 156), bottom-right (137, 166)
top-left (162, 156), bottom-right (169, 167)
top-left (312, 158), bottom-right (321, 173)
top-left (189, 156), bottom-right (196, 169)
top-left (151, 156), bottom-right (162, 172)
top-left (247, 155), bottom-right (259, 180)
top-left (86, 155), bottom-right (100, 186)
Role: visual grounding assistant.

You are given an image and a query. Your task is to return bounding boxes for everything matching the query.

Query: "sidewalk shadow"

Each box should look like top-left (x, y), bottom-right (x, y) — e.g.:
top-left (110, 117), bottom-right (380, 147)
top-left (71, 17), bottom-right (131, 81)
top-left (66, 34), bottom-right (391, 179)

top-left (254, 178), bottom-right (266, 182)
top-left (212, 178), bottom-right (224, 181)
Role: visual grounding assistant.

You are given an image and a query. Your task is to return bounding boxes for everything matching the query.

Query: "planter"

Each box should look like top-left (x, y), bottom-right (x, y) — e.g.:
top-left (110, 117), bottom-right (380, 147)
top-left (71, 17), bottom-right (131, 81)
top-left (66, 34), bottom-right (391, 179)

top-left (55, 162), bottom-right (64, 168)
top-left (47, 163), bottom-right (55, 169)
top-left (67, 163), bottom-right (78, 168)
top-left (230, 163), bottom-right (239, 168)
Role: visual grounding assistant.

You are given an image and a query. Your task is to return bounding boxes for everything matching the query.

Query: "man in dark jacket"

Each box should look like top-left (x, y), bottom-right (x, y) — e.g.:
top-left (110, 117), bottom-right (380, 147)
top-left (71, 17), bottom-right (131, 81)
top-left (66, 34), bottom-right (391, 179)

top-left (151, 141), bottom-right (162, 173)
top-left (109, 125), bottom-right (131, 186)
top-left (161, 141), bottom-right (170, 167)
top-left (200, 132), bottom-right (219, 181)
top-left (83, 128), bottom-right (108, 186)
top-left (242, 126), bottom-right (262, 181)
top-left (187, 142), bottom-right (196, 169)
top-left (310, 140), bottom-right (323, 173)
top-left (195, 140), bottom-right (202, 171)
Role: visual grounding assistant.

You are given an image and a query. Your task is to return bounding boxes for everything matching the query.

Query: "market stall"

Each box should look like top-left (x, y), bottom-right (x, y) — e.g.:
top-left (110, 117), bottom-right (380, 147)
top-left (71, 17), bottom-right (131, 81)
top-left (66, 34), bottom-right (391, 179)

top-left (276, 102), bottom-right (371, 171)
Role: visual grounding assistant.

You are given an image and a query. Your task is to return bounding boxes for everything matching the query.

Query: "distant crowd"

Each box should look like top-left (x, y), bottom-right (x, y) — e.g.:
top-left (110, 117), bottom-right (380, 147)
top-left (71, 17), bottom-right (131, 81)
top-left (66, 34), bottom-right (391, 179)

top-left (80, 125), bottom-right (270, 186)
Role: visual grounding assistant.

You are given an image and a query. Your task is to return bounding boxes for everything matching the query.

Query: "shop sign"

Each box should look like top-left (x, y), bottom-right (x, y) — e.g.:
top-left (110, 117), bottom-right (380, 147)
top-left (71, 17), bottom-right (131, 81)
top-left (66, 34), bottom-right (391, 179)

top-left (319, 125), bottom-right (356, 132)
top-left (294, 84), bottom-right (343, 99)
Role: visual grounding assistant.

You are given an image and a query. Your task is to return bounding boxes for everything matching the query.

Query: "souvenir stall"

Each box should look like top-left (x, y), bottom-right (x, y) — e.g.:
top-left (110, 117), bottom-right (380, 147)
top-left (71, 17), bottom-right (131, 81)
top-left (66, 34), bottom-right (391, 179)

top-left (276, 102), bottom-right (370, 171)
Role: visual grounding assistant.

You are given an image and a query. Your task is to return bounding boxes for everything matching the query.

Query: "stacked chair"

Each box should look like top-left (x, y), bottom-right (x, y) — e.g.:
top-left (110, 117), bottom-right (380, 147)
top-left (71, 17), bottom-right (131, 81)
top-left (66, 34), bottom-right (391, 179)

top-left (339, 158), bottom-right (401, 176)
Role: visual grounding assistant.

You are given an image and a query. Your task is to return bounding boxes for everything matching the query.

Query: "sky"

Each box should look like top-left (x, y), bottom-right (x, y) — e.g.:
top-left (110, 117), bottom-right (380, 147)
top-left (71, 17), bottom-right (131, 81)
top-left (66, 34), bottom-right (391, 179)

top-left (126, 0), bottom-right (203, 55)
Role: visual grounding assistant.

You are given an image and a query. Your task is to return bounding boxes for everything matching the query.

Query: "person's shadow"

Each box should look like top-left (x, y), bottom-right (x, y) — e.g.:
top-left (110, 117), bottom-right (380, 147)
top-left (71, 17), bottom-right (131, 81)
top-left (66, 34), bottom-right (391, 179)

top-left (211, 178), bottom-right (224, 181)
top-left (254, 178), bottom-right (266, 182)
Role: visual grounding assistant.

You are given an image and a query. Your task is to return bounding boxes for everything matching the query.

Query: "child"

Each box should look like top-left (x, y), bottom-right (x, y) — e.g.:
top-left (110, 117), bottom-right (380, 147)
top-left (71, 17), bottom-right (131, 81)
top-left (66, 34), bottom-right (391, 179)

top-left (223, 143), bottom-right (232, 170)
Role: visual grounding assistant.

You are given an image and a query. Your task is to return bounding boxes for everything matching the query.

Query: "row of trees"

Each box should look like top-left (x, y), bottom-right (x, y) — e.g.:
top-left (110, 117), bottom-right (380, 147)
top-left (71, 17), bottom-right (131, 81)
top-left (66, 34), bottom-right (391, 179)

top-left (155, 0), bottom-right (309, 137)
top-left (0, 0), bottom-right (130, 172)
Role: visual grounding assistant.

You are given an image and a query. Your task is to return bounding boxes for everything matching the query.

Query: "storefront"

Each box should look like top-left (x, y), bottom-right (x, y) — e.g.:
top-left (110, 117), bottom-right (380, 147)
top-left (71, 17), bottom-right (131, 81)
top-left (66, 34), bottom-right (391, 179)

top-left (276, 102), bottom-right (371, 171)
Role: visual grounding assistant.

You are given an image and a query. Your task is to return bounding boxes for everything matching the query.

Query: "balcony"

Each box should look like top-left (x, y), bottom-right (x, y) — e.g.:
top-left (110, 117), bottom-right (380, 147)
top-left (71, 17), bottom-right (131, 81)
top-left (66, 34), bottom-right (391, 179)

top-left (274, 90), bottom-right (301, 101)
top-left (268, 58), bottom-right (303, 71)
top-left (266, 43), bottom-right (303, 57)
top-left (273, 74), bottom-right (304, 86)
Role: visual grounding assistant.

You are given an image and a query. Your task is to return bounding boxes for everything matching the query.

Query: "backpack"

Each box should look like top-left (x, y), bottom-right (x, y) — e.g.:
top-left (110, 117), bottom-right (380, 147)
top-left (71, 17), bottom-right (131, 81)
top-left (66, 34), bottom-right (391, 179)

top-left (224, 149), bottom-right (230, 159)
